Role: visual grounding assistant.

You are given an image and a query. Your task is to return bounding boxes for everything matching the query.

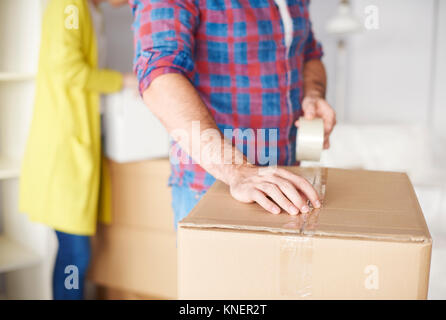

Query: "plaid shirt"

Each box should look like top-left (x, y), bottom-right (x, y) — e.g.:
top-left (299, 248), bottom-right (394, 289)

top-left (130, 0), bottom-right (323, 191)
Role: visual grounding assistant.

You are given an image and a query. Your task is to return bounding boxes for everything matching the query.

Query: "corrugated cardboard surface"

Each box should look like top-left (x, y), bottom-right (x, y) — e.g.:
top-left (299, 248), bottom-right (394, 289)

top-left (96, 286), bottom-right (163, 300)
top-left (178, 167), bottom-right (432, 299)
top-left (90, 224), bottom-right (177, 299)
top-left (179, 228), bottom-right (431, 299)
top-left (181, 167), bottom-right (431, 242)
top-left (108, 159), bottom-right (175, 233)
top-left (89, 159), bottom-right (177, 299)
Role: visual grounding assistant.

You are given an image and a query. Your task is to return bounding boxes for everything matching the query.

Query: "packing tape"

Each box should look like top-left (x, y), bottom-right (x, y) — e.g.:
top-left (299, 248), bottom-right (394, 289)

top-left (299, 167), bottom-right (327, 208)
top-left (302, 167), bottom-right (327, 233)
top-left (296, 117), bottom-right (324, 161)
top-left (278, 168), bottom-right (328, 297)
top-left (310, 166), bottom-right (327, 207)
top-left (280, 236), bottom-right (313, 298)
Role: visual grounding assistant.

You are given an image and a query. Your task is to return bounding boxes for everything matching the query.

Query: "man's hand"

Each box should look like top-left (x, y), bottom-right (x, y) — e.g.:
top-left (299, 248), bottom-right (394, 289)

top-left (296, 94), bottom-right (336, 149)
top-left (300, 59), bottom-right (335, 149)
top-left (228, 165), bottom-right (321, 215)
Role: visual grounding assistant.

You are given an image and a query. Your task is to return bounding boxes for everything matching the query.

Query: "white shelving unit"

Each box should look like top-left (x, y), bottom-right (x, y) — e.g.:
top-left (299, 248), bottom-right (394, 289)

top-left (0, 157), bottom-right (20, 180)
top-left (0, 0), bottom-right (55, 300)
top-left (0, 73), bottom-right (35, 82)
top-left (0, 236), bottom-right (40, 273)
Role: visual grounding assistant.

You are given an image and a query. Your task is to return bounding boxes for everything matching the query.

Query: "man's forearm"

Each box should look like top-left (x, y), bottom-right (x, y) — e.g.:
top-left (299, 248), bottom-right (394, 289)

top-left (303, 59), bottom-right (327, 98)
top-left (142, 73), bottom-right (246, 185)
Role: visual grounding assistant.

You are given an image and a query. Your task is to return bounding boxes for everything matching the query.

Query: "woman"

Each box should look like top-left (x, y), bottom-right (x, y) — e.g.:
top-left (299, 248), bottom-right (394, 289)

top-left (19, 0), bottom-right (135, 299)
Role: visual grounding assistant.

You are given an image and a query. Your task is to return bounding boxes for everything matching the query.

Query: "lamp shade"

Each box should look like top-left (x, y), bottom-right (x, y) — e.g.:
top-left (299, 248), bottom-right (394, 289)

top-left (326, 2), bottom-right (363, 35)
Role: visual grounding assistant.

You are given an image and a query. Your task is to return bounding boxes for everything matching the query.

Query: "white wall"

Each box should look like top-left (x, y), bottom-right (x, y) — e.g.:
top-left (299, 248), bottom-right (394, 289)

top-left (348, 0), bottom-right (435, 125)
top-left (102, 4), bottom-right (134, 73)
top-left (432, 0), bottom-right (446, 137)
top-left (308, 0), bottom-right (339, 110)
top-left (311, 0), bottom-right (445, 133)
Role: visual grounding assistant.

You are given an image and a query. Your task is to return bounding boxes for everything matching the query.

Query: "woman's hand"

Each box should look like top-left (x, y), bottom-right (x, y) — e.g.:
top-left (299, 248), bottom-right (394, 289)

top-left (122, 73), bottom-right (138, 91)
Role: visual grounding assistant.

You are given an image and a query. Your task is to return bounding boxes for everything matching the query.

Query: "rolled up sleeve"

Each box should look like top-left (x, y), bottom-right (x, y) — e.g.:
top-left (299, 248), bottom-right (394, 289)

top-left (130, 0), bottom-right (200, 95)
top-left (303, 21), bottom-right (323, 62)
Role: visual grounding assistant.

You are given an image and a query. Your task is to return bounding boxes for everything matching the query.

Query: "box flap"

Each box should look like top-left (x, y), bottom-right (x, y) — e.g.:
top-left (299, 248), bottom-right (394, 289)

top-left (179, 167), bottom-right (431, 243)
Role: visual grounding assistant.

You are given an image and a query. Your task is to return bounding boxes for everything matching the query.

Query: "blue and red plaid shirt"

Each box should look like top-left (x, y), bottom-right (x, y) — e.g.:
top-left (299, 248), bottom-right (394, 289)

top-left (130, 0), bottom-right (323, 192)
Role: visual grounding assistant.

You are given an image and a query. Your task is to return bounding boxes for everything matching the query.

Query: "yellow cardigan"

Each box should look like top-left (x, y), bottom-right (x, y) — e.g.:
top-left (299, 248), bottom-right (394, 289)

top-left (19, 0), bottom-right (122, 235)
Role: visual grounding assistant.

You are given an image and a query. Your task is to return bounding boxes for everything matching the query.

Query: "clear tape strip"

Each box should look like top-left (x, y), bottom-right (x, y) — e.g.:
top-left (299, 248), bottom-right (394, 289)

top-left (278, 167), bottom-right (327, 298)
top-left (308, 166), bottom-right (327, 208)
top-left (280, 236), bottom-right (313, 298)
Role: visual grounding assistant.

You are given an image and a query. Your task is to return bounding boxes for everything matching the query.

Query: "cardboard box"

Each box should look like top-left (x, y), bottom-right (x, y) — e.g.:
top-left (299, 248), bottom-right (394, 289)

top-left (90, 224), bottom-right (177, 299)
top-left (178, 167), bottom-right (432, 299)
top-left (96, 285), bottom-right (161, 300)
top-left (89, 159), bottom-right (177, 299)
top-left (108, 159), bottom-right (175, 233)
top-left (102, 88), bottom-right (170, 163)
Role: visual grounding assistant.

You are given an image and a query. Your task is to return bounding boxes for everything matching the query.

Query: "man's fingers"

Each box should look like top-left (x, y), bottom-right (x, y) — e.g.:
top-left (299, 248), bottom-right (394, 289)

top-left (317, 99), bottom-right (336, 135)
top-left (323, 136), bottom-right (330, 149)
top-left (322, 114), bottom-right (335, 136)
top-left (251, 190), bottom-right (280, 214)
top-left (315, 99), bottom-right (335, 149)
top-left (302, 98), bottom-right (316, 120)
top-left (263, 176), bottom-right (309, 213)
top-left (274, 168), bottom-right (321, 208)
top-left (297, 189), bottom-right (309, 207)
top-left (256, 183), bottom-right (299, 215)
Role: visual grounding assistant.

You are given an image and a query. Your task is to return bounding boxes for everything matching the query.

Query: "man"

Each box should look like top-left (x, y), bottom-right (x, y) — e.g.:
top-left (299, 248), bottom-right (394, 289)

top-left (130, 0), bottom-right (336, 227)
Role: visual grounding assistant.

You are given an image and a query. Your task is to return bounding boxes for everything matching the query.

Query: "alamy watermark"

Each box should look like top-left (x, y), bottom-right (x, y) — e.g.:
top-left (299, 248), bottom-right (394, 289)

top-left (64, 265), bottom-right (79, 290)
top-left (364, 264), bottom-right (379, 290)
top-left (169, 121), bottom-right (279, 167)
top-left (364, 5), bottom-right (380, 30)
top-left (64, 5), bottom-right (79, 30)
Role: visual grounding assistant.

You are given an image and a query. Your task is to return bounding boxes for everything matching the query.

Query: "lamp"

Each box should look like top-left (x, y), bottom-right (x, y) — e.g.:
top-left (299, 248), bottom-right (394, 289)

top-left (326, 0), bottom-right (363, 35)
top-left (326, 0), bottom-right (362, 122)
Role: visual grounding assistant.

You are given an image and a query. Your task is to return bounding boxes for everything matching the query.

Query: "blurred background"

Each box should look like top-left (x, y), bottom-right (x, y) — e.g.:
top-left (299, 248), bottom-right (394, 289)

top-left (0, 0), bottom-right (444, 299)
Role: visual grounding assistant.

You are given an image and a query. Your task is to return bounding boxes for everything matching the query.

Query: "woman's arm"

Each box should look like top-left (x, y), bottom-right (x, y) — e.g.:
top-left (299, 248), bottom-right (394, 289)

top-left (50, 0), bottom-right (123, 93)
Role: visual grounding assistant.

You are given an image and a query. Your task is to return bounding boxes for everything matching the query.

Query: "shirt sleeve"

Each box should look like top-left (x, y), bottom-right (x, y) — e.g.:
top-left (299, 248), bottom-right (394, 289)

top-left (303, 20), bottom-right (324, 62)
top-left (130, 0), bottom-right (200, 95)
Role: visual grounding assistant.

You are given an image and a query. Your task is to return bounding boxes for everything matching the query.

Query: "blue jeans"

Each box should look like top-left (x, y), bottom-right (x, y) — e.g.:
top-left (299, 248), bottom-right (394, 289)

top-left (53, 231), bottom-right (91, 300)
top-left (171, 185), bottom-right (207, 229)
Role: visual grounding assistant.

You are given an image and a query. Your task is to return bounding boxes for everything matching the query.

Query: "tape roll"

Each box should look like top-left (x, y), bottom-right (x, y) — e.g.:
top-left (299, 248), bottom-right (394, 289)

top-left (296, 117), bottom-right (324, 161)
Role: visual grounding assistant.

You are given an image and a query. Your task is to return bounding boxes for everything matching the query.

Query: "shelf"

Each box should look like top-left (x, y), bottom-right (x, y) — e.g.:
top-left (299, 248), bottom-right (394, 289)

top-left (0, 157), bottom-right (20, 180)
top-left (0, 72), bottom-right (35, 82)
top-left (0, 236), bottom-right (41, 273)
